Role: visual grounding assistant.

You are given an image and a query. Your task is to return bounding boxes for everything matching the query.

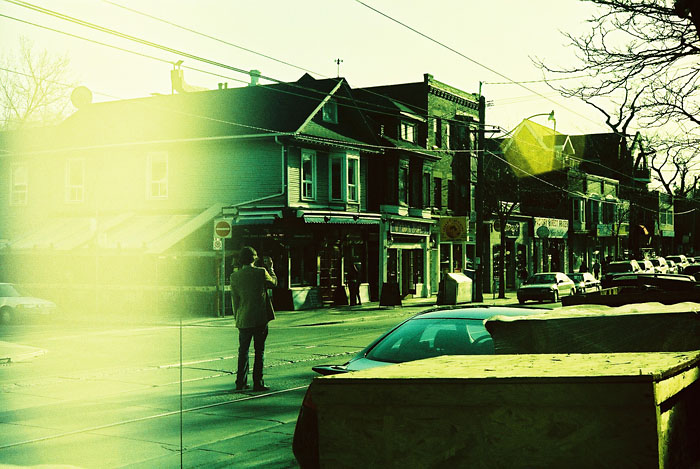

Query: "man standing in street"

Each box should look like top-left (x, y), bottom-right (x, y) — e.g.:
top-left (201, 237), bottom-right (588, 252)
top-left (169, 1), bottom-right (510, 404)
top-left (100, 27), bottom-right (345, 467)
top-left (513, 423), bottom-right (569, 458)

top-left (230, 246), bottom-right (277, 391)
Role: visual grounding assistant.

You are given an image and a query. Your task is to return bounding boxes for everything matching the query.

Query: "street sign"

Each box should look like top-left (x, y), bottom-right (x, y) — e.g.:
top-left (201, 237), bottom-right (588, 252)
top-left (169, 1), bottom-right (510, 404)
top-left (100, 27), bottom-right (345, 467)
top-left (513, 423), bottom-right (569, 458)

top-left (214, 219), bottom-right (233, 238)
top-left (213, 237), bottom-right (223, 250)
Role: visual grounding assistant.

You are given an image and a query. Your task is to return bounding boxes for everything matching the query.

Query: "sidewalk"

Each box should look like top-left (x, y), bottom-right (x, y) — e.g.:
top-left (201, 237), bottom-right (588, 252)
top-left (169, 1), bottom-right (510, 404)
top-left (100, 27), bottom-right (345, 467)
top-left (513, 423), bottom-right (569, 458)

top-left (0, 290), bottom-right (521, 362)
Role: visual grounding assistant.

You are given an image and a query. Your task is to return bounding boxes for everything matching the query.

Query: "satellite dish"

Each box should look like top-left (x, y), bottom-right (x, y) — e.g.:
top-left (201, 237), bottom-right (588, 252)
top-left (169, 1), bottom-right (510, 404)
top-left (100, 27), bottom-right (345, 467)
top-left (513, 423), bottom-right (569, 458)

top-left (71, 86), bottom-right (93, 109)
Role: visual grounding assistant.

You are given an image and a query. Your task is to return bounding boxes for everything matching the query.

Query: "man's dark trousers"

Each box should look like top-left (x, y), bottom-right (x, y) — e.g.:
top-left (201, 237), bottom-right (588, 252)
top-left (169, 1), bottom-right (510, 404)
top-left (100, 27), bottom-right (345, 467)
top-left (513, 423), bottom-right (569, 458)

top-left (236, 325), bottom-right (268, 387)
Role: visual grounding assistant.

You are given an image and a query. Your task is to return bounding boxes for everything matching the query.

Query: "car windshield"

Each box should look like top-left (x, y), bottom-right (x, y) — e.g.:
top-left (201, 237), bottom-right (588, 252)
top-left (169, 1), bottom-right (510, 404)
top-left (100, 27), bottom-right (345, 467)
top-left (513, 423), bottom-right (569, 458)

top-left (365, 318), bottom-right (493, 363)
top-left (0, 284), bottom-right (21, 297)
top-left (525, 274), bottom-right (556, 284)
top-left (568, 274), bottom-right (583, 282)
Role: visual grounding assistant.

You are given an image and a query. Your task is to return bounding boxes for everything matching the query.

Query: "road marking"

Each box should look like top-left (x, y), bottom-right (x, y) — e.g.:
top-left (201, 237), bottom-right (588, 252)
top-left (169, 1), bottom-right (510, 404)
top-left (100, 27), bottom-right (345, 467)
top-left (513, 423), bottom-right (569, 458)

top-left (0, 384), bottom-right (309, 451)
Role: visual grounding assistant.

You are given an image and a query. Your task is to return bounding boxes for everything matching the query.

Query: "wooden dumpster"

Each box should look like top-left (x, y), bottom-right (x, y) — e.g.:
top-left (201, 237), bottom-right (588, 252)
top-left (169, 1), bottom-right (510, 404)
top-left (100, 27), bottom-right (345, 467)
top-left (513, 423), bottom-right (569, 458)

top-left (313, 352), bottom-right (700, 468)
top-left (485, 302), bottom-right (700, 354)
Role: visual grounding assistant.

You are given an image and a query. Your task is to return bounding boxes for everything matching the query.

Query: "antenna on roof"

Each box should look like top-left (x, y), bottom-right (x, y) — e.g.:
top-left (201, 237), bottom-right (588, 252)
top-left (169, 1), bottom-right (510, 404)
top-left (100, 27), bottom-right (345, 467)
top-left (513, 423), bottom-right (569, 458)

top-left (334, 58), bottom-right (343, 78)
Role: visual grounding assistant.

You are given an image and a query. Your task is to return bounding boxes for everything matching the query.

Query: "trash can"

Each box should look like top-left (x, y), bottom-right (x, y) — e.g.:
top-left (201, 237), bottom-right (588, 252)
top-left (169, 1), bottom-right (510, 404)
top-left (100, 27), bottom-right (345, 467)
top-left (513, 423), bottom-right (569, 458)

top-left (439, 273), bottom-right (472, 304)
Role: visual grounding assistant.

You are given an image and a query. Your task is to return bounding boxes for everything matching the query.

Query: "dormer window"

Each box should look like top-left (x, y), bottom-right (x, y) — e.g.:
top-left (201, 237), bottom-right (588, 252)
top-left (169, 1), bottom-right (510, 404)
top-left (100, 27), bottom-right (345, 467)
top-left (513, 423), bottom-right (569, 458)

top-left (322, 99), bottom-right (338, 123)
top-left (400, 122), bottom-right (416, 143)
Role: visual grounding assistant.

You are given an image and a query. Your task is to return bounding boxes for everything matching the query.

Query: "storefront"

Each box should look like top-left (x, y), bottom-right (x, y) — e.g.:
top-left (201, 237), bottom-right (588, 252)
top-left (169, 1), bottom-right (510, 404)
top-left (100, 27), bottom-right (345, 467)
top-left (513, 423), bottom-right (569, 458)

top-left (488, 217), bottom-right (532, 293)
top-left (436, 216), bottom-right (475, 293)
top-left (533, 216), bottom-right (569, 274)
top-left (379, 215), bottom-right (434, 299)
top-left (224, 208), bottom-right (381, 311)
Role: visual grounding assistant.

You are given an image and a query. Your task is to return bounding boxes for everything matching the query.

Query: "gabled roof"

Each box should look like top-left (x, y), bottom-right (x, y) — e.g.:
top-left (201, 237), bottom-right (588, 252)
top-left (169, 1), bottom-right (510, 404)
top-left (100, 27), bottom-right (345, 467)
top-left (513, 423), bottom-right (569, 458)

top-left (1, 74), bottom-right (380, 154)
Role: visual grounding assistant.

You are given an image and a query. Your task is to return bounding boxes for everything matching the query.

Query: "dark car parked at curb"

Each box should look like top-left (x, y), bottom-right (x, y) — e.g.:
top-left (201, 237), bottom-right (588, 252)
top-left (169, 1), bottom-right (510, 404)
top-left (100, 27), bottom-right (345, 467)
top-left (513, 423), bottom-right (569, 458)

top-left (293, 305), bottom-right (546, 468)
top-left (601, 260), bottom-right (642, 288)
top-left (606, 272), bottom-right (699, 293)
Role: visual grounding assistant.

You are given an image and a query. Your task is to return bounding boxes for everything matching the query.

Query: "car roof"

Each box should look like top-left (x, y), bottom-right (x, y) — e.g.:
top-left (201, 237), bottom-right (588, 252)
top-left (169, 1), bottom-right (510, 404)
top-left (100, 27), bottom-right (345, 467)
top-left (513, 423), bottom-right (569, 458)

top-left (413, 305), bottom-right (547, 320)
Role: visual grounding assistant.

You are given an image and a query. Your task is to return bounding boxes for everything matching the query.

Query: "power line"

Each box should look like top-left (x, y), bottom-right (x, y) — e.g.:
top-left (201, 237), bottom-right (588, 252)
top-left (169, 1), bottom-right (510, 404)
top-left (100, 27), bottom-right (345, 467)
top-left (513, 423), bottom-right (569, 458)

top-left (1, 0), bottom-right (678, 188)
top-left (352, 0), bottom-right (609, 129)
top-left (101, 0), bottom-right (324, 78)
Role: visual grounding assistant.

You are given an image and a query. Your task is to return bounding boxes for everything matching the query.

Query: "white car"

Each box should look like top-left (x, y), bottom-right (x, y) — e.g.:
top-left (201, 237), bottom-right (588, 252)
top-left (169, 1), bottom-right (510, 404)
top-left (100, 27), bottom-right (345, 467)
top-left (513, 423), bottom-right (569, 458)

top-left (666, 255), bottom-right (689, 272)
top-left (638, 259), bottom-right (655, 273)
top-left (0, 283), bottom-right (57, 324)
top-left (517, 272), bottom-right (576, 304)
top-left (649, 257), bottom-right (669, 274)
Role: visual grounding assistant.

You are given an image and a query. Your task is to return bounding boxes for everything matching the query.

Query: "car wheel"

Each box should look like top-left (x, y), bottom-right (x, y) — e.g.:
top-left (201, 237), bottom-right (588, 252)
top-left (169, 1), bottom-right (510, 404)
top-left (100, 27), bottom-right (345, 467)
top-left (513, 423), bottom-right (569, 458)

top-left (552, 290), bottom-right (559, 303)
top-left (0, 307), bottom-right (13, 325)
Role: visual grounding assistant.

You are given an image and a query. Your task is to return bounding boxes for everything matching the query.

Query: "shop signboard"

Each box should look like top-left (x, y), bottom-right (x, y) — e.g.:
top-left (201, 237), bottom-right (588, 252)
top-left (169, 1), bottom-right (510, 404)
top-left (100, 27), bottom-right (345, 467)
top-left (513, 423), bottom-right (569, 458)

top-left (437, 217), bottom-right (468, 241)
top-left (534, 217), bottom-right (568, 239)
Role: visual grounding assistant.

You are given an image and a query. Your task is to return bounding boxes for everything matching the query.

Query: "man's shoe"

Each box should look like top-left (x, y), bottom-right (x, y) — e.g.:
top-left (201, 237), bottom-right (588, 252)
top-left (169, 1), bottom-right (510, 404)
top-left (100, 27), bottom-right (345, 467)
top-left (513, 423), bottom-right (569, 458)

top-left (253, 384), bottom-right (270, 392)
top-left (235, 384), bottom-right (249, 391)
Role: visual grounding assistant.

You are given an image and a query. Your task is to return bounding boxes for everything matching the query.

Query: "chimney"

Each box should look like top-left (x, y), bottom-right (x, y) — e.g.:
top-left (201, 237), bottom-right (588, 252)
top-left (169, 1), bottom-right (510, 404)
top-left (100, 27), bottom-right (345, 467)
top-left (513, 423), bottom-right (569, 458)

top-left (249, 69), bottom-right (261, 86)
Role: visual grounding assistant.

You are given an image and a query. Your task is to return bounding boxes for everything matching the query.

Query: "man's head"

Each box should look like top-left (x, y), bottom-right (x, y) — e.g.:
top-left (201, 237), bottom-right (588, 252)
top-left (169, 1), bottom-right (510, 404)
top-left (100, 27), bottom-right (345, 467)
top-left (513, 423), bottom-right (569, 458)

top-left (239, 246), bottom-right (258, 266)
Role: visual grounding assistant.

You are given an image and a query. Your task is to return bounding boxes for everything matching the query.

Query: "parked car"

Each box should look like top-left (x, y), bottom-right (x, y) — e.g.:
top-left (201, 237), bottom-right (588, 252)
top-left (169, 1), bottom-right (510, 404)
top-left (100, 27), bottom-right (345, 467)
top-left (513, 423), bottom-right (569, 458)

top-left (638, 259), bottom-right (655, 273)
top-left (311, 305), bottom-right (546, 375)
top-left (516, 272), bottom-right (576, 304)
top-left (295, 305), bottom-right (546, 467)
top-left (666, 255), bottom-right (689, 272)
top-left (601, 260), bottom-right (642, 287)
top-left (567, 272), bottom-right (602, 294)
top-left (682, 264), bottom-right (700, 281)
top-left (667, 259), bottom-right (679, 274)
top-left (0, 283), bottom-right (57, 324)
top-left (606, 273), bottom-right (699, 293)
top-left (649, 257), bottom-right (669, 274)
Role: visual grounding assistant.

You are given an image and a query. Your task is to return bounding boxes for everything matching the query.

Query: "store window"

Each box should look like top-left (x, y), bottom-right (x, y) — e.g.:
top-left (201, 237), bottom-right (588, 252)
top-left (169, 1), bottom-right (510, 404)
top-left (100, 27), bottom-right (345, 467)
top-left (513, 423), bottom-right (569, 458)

top-left (290, 246), bottom-right (317, 286)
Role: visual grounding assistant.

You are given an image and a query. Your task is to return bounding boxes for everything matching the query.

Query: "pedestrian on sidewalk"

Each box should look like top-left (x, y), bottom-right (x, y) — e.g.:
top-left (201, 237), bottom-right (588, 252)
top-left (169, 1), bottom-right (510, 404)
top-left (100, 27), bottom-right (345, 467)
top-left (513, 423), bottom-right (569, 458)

top-left (230, 246), bottom-right (277, 392)
top-left (347, 262), bottom-right (361, 306)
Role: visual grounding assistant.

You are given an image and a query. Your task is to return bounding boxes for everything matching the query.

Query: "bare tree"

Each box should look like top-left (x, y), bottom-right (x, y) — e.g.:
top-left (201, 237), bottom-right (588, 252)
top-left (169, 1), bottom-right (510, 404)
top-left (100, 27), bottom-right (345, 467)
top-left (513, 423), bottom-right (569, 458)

top-left (0, 37), bottom-right (76, 130)
top-left (648, 135), bottom-right (700, 197)
top-left (535, 0), bottom-right (700, 197)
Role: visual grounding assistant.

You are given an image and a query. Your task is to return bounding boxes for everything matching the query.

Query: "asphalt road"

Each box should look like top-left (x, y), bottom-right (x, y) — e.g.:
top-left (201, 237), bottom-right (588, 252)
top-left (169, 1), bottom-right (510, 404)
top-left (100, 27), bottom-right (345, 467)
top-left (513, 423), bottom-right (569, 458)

top-left (0, 305), bottom-right (423, 468)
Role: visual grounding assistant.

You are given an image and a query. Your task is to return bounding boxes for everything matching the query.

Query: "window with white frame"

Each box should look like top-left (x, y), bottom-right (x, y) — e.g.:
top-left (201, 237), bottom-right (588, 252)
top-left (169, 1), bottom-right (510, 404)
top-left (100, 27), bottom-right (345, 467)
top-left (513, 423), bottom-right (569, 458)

top-left (10, 164), bottom-right (28, 206)
top-left (329, 151), bottom-right (361, 203)
top-left (347, 155), bottom-right (359, 203)
top-left (660, 208), bottom-right (673, 226)
top-left (400, 122), bottom-right (416, 143)
top-left (301, 150), bottom-right (316, 201)
top-left (322, 99), bottom-right (338, 123)
top-left (65, 158), bottom-right (85, 203)
top-left (147, 152), bottom-right (168, 199)
top-left (330, 154), bottom-right (344, 201)
top-left (573, 198), bottom-right (585, 223)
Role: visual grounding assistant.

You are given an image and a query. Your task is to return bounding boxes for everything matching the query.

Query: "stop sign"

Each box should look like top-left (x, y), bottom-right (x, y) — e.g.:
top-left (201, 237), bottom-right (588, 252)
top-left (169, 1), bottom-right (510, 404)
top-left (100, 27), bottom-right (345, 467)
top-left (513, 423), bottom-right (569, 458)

top-left (214, 219), bottom-right (232, 238)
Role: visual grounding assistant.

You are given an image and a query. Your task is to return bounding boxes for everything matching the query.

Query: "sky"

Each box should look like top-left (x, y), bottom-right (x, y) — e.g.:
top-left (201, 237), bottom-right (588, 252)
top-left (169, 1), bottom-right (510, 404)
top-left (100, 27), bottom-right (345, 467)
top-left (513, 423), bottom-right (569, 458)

top-left (0, 0), bottom-right (610, 136)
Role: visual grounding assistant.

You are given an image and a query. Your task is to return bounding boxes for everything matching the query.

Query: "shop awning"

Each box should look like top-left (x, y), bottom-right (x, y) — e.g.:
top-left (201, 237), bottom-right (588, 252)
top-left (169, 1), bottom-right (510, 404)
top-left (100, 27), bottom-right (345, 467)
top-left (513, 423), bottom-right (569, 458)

top-left (303, 215), bottom-right (380, 225)
top-left (6, 203), bottom-right (224, 254)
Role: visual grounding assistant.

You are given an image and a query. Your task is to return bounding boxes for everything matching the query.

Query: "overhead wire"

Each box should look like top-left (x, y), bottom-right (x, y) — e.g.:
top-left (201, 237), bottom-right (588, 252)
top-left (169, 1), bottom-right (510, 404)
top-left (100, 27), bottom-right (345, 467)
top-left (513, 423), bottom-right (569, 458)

top-left (1, 0), bottom-right (685, 196)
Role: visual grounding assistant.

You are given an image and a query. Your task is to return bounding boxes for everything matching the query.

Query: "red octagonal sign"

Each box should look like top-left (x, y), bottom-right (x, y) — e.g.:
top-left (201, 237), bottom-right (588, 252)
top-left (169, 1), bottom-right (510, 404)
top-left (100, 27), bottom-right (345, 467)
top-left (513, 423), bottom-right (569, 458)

top-left (214, 219), bottom-right (232, 238)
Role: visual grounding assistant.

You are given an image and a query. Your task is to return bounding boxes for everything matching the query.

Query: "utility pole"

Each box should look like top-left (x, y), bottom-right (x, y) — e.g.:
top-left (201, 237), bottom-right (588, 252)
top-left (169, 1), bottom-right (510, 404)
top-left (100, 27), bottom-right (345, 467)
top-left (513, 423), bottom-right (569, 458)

top-left (474, 91), bottom-right (486, 302)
